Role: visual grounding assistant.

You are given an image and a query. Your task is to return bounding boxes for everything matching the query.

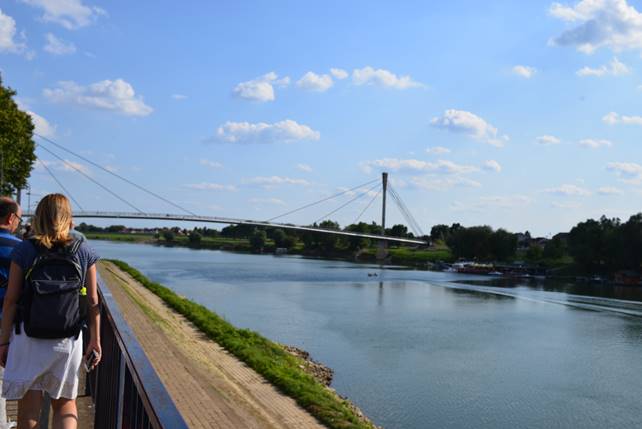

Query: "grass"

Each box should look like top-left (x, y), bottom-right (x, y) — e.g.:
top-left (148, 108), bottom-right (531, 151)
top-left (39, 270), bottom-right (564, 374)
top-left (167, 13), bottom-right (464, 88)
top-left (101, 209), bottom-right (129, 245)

top-left (106, 259), bottom-right (375, 429)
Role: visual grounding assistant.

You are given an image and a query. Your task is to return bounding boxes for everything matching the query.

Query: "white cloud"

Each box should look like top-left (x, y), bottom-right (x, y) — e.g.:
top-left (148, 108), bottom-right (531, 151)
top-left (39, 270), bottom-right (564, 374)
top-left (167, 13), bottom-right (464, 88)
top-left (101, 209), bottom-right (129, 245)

top-left (233, 72), bottom-right (289, 102)
top-left (576, 57), bottom-right (630, 76)
top-left (579, 138), bottom-right (612, 148)
top-left (296, 71), bottom-right (333, 92)
top-left (512, 65), bottom-right (537, 78)
top-left (20, 0), bottom-right (106, 29)
top-left (543, 184), bottom-right (591, 196)
top-left (28, 110), bottom-right (56, 138)
top-left (243, 176), bottom-right (310, 187)
top-left (483, 160), bottom-right (502, 172)
top-left (249, 197), bottom-right (286, 206)
top-left (35, 159), bottom-right (90, 175)
top-left (296, 163), bottom-right (312, 172)
top-left (638, 84), bottom-right (642, 91)
top-left (536, 135), bottom-right (561, 145)
top-left (598, 186), bottom-right (623, 195)
top-left (425, 146), bottom-right (451, 154)
top-left (410, 176), bottom-right (482, 191)
top-left (606, 161), bottom-right (642, 184)
top-left (550, 0), bottom-right (642, 53)
top-left (185, 182), bottom-right (237, 191)
top-left (172, 94), bottom-right (187, 100)
top-left (452, 195), bottom-right (532, 211)
top-left (44, 33), bottom-right (76, 55)
top-left (199, 159), bottom-right (223, 169)
top-left (431, 109), bottom-right (508, 147)
top-left (43, 79), bottom-right (153, 116)
top-left (215, 119), bottom-right (320, 144)
top-left (352, 66), bottom-right (423, 89)
top-left (360, 158), bottom-right (478, 175)
top-left (551, 201), bottom-right (582, 209)
top-left (0, 9), bottom-right (26, 53)
top-left (602, 112), bottom-right (642, 125)
top-left (330, 68), bottom-right (348, 79)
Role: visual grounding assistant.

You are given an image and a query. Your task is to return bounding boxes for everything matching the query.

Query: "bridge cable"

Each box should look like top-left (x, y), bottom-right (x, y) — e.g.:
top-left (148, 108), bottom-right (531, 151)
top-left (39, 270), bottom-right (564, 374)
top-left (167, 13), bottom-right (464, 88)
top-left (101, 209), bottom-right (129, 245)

top-left (389, 188), bottom-right (422, 237)
top-left (266, 178), bottom-right (379, 222)
top-left (314, 182), bottom-right (381, 225)
top-left (387, 184), bottom-right (424, 237)
top-left (36, 143), bottom-right (145, 214)
top-left (353, 189), bottom-right (381, 224)
top-left (36, 156), bottom-right (85, 211)
top-left (34, 133), bottom-right (197, 216)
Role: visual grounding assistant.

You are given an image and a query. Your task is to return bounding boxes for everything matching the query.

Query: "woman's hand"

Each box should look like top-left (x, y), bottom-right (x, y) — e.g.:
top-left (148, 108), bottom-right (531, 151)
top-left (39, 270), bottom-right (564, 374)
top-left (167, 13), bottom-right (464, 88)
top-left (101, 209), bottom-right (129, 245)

top-left (84, 339), bottom-right (102, 371)
top-left (0, 343), bottom-right (9, 368)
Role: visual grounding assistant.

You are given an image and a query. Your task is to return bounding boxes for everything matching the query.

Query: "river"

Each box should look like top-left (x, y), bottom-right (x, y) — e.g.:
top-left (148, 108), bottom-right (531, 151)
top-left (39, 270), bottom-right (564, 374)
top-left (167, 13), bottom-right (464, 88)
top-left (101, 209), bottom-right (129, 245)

top-left (92, 240), bottom-right (642, 429)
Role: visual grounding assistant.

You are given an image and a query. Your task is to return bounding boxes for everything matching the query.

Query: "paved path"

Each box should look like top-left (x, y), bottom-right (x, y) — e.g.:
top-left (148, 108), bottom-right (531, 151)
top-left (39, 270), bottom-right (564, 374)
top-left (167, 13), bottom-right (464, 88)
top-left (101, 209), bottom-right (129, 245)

top-left (98, 261), bottom-right (325, 429)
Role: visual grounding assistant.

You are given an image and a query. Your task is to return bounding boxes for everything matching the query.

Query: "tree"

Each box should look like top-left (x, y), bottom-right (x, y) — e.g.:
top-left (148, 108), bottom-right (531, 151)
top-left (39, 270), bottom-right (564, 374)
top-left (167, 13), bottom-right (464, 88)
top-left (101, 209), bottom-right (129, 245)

top-left (163, 230), bottom-right (175, 242)
top-left (271, 228), bottom-right (287, 247)
top-left (188, 230), bottom-right (202, 245)
top-left (430, 224), bottom-right (450, 243)
top-left (388, 224), bottom-right (409, 238)
top-left (250, 229), bottom-right (267, 252)
top-left (0, 75), bottom-right (37, 195)
top-left (490, 229), bottom-right (517, 261)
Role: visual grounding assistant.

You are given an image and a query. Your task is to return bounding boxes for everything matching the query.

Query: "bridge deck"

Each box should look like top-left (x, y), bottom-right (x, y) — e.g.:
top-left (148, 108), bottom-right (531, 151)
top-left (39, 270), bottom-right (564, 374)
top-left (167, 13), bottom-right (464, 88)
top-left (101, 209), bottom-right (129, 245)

top-left (98, 261), bottom-right (324, 428)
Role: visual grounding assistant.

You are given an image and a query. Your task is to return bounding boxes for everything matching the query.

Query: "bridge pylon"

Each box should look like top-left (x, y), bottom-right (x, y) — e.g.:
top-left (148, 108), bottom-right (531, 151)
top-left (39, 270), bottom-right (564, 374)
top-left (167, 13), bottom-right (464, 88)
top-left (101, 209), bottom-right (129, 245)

top-left (376, 172), bottom-right (390, 261)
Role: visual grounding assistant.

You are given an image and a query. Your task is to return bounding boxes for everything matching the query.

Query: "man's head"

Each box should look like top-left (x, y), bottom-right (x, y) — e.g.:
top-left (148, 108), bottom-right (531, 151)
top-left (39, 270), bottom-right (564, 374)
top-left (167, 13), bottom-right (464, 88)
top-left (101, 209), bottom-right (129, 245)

top-left (0, 196), bottom-right (22, 233)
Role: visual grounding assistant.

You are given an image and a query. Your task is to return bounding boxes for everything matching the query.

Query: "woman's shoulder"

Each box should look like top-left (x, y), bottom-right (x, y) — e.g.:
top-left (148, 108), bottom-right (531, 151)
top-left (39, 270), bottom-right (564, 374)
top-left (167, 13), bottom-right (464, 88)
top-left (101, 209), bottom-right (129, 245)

top-left (76, 240), bottom-right (99, 264)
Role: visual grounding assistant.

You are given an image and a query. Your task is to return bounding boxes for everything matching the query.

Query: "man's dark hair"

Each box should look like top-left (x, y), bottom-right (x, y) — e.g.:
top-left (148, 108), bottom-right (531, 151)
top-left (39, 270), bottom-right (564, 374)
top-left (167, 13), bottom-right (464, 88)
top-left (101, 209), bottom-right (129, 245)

top-left (0, 197), bottom-right (19, 220)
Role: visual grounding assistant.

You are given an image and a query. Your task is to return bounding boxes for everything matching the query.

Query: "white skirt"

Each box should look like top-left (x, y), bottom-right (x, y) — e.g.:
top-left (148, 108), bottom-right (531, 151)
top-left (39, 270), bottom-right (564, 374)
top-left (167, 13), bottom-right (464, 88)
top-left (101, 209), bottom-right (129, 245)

top-left (2, 328), bottom-right (83, 400)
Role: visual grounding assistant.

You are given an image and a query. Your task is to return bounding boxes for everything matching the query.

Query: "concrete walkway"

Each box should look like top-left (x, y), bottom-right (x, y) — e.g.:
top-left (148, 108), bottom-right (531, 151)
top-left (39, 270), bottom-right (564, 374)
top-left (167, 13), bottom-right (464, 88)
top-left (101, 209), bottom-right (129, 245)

top-left (98, 261), bottom-right (325, 429)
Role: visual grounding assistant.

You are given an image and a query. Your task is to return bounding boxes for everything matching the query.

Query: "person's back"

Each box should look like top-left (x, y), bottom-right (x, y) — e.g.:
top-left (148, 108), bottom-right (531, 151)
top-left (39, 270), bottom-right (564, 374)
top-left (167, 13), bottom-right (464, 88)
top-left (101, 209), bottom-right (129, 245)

top-left (0, 197), bottom-right (22, 428)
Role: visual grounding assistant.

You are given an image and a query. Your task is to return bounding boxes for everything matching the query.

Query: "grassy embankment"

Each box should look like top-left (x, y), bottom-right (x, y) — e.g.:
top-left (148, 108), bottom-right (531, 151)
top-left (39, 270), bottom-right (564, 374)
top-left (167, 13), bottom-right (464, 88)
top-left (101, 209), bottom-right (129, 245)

top-left (89, 232), bottom-right (453, 266)
top-left (107, 259), bottom-right (376, 429)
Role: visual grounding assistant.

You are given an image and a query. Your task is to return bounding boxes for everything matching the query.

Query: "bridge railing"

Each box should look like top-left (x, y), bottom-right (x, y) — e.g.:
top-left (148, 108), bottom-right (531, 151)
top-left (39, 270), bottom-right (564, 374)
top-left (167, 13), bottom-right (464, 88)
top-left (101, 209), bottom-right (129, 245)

top-left (86, 272), bottom-right (188, 429)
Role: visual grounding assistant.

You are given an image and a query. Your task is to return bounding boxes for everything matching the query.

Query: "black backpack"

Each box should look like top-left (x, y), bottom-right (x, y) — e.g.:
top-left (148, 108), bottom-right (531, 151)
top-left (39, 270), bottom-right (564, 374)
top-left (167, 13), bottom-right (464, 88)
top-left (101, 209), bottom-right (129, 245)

top-left (18, 239), bottom-right (85, 339)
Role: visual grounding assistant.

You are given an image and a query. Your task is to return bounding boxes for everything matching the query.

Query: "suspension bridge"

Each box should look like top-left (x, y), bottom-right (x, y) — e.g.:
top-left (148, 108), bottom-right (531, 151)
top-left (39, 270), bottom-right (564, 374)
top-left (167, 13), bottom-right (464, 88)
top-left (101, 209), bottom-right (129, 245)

top-left (21, 134), bottom-right (428, 246)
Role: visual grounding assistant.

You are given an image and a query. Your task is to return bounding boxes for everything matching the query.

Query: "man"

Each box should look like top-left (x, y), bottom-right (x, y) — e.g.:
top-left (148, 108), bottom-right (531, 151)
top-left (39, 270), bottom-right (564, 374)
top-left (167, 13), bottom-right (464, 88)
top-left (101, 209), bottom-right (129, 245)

top-left (0, 197), bottom-right (22, 428)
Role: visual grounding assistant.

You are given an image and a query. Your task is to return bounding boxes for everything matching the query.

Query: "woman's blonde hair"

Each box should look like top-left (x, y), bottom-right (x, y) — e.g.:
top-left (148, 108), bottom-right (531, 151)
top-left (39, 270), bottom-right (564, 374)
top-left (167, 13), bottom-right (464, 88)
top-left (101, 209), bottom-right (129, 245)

top-left (32, 193), bottom-right (73, 249)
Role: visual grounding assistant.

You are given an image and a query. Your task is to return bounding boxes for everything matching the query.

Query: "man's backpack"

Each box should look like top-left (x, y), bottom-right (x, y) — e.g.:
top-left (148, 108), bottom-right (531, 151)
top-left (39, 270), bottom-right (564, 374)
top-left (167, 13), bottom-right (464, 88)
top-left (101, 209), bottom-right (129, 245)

top-left (18, 239), bottom-right (85, 339)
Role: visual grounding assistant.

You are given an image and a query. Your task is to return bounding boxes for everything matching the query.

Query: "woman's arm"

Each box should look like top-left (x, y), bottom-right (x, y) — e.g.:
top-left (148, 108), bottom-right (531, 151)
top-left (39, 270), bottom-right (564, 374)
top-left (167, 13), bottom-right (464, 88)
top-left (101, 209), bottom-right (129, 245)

top-left (0, 261), bottom-right (23, 367)
top-left (84, 264), bottom-right (102, 368)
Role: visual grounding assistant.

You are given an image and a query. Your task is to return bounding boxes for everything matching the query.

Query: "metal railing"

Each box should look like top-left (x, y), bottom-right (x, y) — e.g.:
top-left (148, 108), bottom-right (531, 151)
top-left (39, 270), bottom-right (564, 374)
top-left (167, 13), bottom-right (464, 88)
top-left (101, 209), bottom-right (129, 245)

top-left (86, 273), bottom-right (189, 429)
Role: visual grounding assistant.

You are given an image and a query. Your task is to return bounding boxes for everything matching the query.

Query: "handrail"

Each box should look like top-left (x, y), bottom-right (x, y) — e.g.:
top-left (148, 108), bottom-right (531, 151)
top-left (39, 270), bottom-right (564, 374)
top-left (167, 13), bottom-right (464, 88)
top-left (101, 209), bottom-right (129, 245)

top-left (88, 272), bottom-right (188, 429)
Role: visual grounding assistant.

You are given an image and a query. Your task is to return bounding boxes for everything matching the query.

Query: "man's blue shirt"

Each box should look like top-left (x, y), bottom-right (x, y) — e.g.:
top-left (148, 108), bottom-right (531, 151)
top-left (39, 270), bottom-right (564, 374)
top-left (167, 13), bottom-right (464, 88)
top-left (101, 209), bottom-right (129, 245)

top-left (0, 229), bottom-right (21, 314)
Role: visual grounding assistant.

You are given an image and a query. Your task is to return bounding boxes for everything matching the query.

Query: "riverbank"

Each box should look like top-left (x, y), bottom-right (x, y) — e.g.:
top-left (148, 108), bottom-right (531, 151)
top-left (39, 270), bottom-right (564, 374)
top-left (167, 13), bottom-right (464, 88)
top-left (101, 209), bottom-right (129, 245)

top-left (85, 232), bottom-right (451, 268)
top-left (104, 259), bottom-right (379, 429)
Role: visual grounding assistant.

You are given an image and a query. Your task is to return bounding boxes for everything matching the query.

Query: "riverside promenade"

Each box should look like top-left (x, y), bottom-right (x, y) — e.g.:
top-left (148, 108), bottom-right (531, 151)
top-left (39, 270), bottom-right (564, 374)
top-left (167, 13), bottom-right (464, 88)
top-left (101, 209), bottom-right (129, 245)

top-left (96, 261), bottom-right (324, 428)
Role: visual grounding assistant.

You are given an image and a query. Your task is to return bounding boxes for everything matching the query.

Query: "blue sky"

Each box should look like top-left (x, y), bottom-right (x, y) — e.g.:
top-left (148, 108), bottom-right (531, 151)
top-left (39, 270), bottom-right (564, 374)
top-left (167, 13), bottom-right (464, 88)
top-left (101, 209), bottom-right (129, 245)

top-left (1, 0), bottom-right (642, 236)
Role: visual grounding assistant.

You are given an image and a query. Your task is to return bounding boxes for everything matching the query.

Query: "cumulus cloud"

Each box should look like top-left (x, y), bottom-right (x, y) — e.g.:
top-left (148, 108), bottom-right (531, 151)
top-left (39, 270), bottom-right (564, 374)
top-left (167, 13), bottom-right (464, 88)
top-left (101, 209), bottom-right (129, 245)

top-left (607, 161), bottom-right (642, 183)
top-left (44, 33), bottom-right (76, 55)
top-left (536, 135), bottom-right (561, 145)
top-left (28, 110), bottom-right (56, 138)
top-left (579, 138), bottom-right (612, 148)
top-left (296, 163), bottom-right (312, 172)
top-left (20, 0), bottom-right (106, 30)
top-left (35, 159), bottom-right (90, 175)
top-left (296, 71), bottom-right (333, 92)
top-left (410, 176), bottom-right (482, 191)
top-left (512, 65), bottom-right (537, 78)
top-left (483, 160), bottom-right (502, 172)
top-left (549, 0), bottom-right (642, 54)
top-left (359, 158), bottom-right (478, 175)
top-left (233, 72), bottom-right (289, 102)
top-left (431, 109), bottom-right (508, 147)
top-left (598, 186), bottom-right (623, 195)
top-left (43, 79), bottom-right (153, 116)
top-left (330, 68), bottom-right (348, 79)
top-left (425, 146), bottom-right (451, 154)
top-left (602, 112), bottom-right (642, 125)
top-left (543, 184), bottom-right (591, 196)
top-left (576, 57), bottom-right (630, 76)
top-left (352, 66), bottom-right (423, 89)
top-left (249, 197), bottom-right (286, 206)
top-left (243, 176), bottom-right (310, 188)
top-left (0, 9), bottom-right (26, 53)
top-left (215, 119), bottom-right (320, 144)
top-left (185, 182), bottom-right (237, 191)
top-left (172, 94), bottom-right (187, 100)
top-left (199, 159), bottom-right (223, 169)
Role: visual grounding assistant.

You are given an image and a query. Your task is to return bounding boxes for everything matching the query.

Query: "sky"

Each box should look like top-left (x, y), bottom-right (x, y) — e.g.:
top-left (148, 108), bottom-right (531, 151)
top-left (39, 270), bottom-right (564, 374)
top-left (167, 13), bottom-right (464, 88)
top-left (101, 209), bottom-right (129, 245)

top-left (1, 0), bottom-right (642, 237)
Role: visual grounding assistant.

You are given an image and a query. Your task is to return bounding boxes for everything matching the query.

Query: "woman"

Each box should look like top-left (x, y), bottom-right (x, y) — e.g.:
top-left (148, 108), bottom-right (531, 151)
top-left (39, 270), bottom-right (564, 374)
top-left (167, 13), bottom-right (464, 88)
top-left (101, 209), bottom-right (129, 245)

top-left (0, 194), bottom-right (101, 429)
